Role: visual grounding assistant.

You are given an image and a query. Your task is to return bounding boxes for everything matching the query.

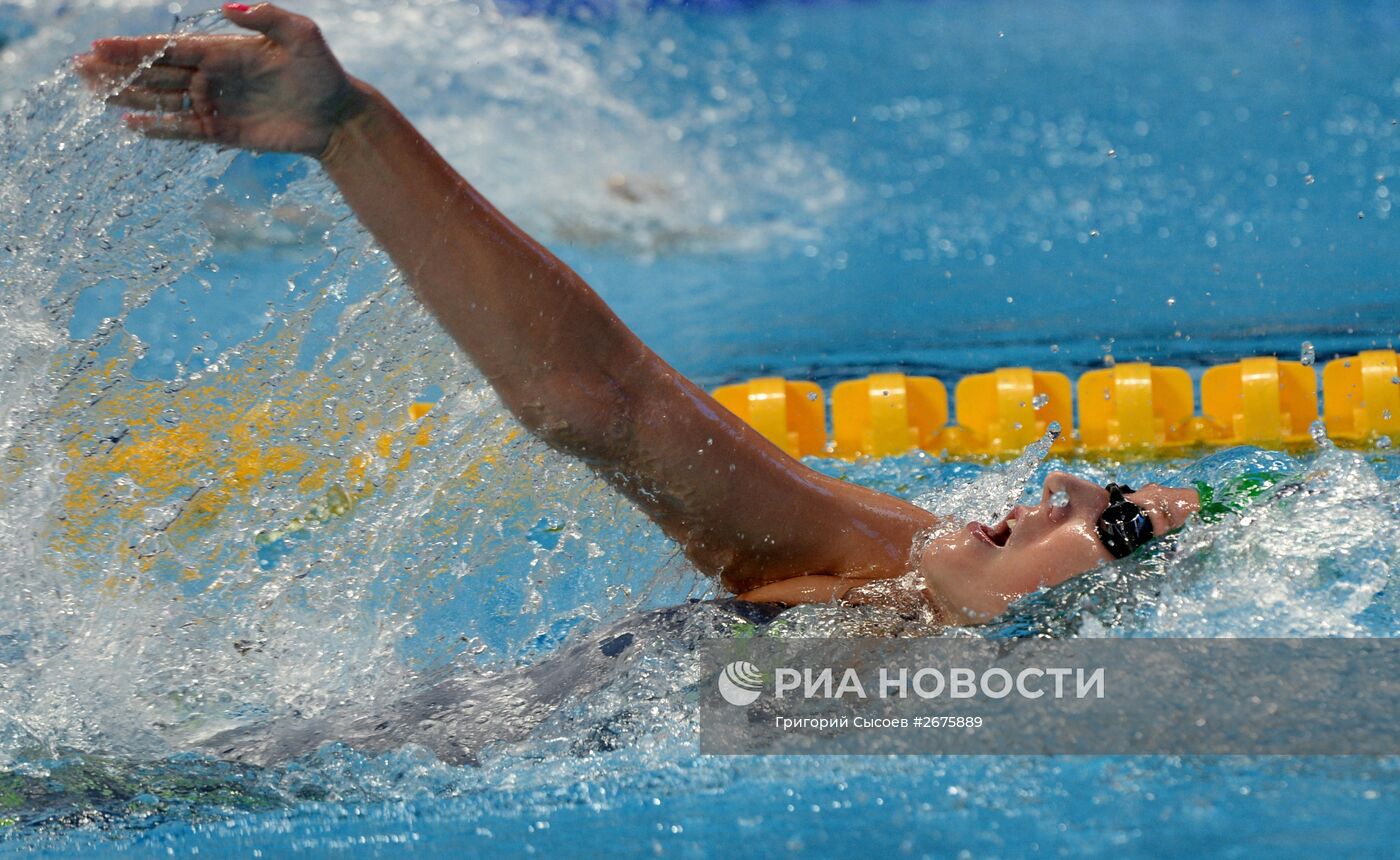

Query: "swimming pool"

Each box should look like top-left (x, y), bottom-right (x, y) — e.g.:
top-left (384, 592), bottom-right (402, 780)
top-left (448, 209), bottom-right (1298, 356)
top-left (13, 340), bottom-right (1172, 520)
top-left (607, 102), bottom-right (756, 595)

top-left (1, 0), bottom-right (1397, 855)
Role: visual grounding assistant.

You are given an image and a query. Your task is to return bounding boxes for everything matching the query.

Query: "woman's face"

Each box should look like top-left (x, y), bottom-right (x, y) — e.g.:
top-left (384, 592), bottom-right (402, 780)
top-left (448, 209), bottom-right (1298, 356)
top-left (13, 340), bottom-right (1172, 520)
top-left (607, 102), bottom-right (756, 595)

top-left (919, 472), bottom-right (1199, 623)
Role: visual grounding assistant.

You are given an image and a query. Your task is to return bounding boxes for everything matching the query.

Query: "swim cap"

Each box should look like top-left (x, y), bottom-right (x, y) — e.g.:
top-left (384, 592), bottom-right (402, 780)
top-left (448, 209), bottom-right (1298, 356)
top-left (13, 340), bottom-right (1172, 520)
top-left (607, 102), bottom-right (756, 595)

top-left (1192, 470), bottom-right (1297, 522)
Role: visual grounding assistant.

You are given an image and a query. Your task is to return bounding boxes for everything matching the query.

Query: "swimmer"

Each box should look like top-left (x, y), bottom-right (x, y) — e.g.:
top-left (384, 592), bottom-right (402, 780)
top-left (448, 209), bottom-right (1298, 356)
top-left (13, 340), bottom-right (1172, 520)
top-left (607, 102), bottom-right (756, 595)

top-left (76, 3), bottom-right (1199, 626)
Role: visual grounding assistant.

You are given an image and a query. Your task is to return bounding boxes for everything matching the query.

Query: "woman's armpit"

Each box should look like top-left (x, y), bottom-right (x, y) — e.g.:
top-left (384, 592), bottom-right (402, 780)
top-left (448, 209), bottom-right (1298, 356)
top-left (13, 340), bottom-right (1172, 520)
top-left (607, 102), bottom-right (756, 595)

top-left (841, 577), bottom-right (932, 617)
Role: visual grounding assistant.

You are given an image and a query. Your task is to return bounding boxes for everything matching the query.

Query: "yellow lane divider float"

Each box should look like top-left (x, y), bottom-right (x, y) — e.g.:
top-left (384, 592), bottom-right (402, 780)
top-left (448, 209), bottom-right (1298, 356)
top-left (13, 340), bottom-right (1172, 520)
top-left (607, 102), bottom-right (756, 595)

top-left (831, 373), bottom-right (947, 458)
top-left (1200, 357), bottom-right (1318, 446)
top-left (1079, 363), bottom-right (1194, 451)
top-left (713, 376), bottom-right (825, 459)
top-left (713, 350), bottom-right (1400, 458)
top-left (953, 367), bottom-right (1073, 455)
top-left (1323, 348), bottom-right (1400, 443)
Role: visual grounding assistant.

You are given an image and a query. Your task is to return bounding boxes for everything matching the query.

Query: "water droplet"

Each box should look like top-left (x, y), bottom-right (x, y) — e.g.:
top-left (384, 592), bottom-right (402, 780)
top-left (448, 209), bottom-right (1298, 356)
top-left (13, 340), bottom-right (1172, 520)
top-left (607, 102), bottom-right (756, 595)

top-left (1358, 211), bottom-right (1366, 220)
top-left (1049, 343), bottom-right (1060, 354)
top-left (1300, 341), bottom-right (1315, 366)
top-left (1032, 393), bottom-right (1049, 410)
top-left (1103, 390), bottom-right (1112, 400)
top-left (1304, 174), bottom-right (1315, 185)
top-left (326, 485), bottom-right (351, 516)
top-left (1104, 355), bottom-right (1116, 367)
top-left (1384, 409), bottom-right (1393, 421)
top-left (1166, 296), bottom-right (1176, 307)
top-left (1012, 422), bottom-right (1023, 431)
top-left (1377, 436), bottom-right (1392, 449)
top-left (1050, 490), bottom-right (1070, 508)
top-left (1089, 229), bottom-right (1100, 238)
top-left (1106, 149), bottom-right (1117, 158)
top-left (1309, 419), bottom-right (1334, 449)
top-left (806, 391), bottom-right (819, 401)
top-left (1047, 421), bottom-right (1062, 440)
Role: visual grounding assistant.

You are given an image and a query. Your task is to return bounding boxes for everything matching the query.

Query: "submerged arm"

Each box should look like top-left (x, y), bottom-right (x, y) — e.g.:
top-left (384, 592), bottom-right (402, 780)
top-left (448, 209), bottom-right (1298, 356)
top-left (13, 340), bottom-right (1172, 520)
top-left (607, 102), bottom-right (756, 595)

top-left (79, 2), bottom-right (943, 603)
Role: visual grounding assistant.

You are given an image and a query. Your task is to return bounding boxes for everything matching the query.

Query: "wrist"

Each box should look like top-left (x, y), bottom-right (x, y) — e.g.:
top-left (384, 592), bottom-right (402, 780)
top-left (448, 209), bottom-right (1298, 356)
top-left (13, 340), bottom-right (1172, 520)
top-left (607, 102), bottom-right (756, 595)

top-left (318, 77), bottom-right (382, 166)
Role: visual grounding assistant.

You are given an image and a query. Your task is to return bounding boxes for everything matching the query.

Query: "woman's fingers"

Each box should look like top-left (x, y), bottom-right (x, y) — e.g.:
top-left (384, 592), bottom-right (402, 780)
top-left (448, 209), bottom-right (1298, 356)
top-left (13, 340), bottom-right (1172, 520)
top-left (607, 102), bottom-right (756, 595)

top-left (125, 112), bottom-right (208, 142)
top-left (88, 33), bottom-right (261, 67)
top-left (89, 35), bottom-right (211, 67)
top-left (75, 56), bottom-right (194, 111)
top-left (75, 57), bottom-right (193, 91)
top-left (106, 87), bottom-right (190, 113)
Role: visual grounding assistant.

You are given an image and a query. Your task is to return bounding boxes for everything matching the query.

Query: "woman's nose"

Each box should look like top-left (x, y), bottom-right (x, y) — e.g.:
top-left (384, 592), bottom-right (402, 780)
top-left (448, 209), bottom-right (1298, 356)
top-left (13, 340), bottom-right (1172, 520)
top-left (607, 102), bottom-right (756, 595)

top-left (1041, 471), bottom-right (1108, 507)
top-left (1042, 470), bottom-right (1085, 496)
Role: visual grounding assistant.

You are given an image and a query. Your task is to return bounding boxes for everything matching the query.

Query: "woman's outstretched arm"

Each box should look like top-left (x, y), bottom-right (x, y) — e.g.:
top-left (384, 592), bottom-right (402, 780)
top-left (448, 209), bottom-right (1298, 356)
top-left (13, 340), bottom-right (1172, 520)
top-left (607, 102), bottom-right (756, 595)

top-left (314, 83), bottom-right (940, 596)
top-left (78, 3), bottom-right (944, 605)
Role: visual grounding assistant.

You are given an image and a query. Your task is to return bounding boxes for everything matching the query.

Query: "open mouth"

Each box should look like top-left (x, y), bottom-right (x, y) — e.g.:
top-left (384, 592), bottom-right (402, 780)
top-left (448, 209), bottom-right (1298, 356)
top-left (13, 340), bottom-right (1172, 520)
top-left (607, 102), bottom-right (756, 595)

top-left (972, 516), bottom-right (1015, 548)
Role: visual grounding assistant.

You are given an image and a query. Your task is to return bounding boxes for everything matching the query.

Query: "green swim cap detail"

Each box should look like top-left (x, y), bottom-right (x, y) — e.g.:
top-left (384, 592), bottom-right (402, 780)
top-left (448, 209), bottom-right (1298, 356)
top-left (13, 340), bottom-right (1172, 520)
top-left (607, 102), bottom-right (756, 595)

top-left (1192, 470), bottom-right (1295, 522)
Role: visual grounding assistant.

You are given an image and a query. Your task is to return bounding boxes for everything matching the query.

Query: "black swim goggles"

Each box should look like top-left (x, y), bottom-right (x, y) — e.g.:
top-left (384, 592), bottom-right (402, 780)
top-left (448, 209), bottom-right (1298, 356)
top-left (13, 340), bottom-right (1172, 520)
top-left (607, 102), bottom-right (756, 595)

top-left (1095, 483), bottom-right (1155, 559)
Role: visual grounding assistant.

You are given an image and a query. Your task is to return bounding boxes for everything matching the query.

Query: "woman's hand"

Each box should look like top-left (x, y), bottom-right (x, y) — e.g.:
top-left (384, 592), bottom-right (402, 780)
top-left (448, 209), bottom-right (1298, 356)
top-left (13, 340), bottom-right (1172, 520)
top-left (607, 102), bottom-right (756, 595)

top-left (75, 2), bottom-right (364, 158)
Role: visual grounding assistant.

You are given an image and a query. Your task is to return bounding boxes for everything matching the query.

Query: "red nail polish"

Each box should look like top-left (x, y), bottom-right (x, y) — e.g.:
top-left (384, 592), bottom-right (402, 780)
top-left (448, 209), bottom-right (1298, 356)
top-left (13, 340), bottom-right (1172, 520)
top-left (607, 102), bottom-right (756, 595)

top-left (224, 3), bottom-right (250, 12)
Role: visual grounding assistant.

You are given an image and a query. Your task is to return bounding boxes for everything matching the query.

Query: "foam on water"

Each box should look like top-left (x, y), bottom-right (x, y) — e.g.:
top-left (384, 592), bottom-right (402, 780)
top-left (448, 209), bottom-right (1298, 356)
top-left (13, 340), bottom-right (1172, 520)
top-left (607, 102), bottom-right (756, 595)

top-left (336, 2), bottom-right (849, 257)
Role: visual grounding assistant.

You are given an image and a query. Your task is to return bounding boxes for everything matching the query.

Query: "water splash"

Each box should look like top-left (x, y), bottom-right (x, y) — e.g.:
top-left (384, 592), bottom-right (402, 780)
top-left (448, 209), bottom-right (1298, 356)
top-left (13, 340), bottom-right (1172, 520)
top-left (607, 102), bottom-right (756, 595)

top-left (909, 421), bottom-right (1060, 528)
top-left (0, 12), bottom-right (688, 764)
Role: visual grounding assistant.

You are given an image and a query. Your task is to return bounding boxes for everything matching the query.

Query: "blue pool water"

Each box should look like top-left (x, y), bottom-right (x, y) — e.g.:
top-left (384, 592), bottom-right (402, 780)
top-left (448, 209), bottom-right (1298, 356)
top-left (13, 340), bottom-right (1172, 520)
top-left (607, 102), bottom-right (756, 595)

top-left (1, 0), bottom-right (1398, 856)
